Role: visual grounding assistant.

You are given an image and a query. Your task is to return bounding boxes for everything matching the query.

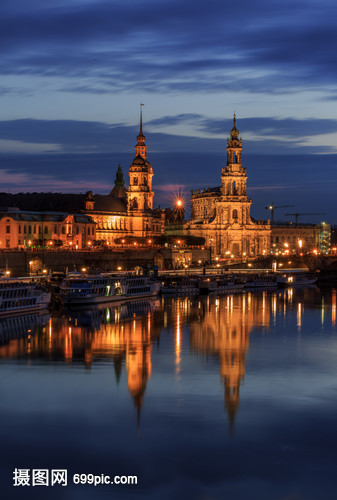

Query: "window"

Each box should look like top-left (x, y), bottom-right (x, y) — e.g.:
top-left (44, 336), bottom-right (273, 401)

top-left (133, 177), bottom-right (138, 185)
top-left (233, 209), bottom-right (238, 219)
top-left (62, 226), bottom-right (66, 234)
top-left (6, 225), bottom-right (10, 234)
top-left (18, 225), bottom-right (21, 234)
top-left (28, 225), bottom-right (31, 234)
top-left (44, 227), bottom-right (48, 234)
top-left (24, 226), bottom-right (27, 234)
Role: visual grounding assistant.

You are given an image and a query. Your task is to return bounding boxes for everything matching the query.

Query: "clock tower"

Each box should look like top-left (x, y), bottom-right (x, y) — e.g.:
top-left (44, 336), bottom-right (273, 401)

top-left (127, 104), bottom-right (154, 213)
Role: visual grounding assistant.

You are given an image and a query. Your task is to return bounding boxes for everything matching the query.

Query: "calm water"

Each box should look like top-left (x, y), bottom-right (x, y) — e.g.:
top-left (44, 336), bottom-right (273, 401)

top-left (1, 287), bottom-right (337, 499)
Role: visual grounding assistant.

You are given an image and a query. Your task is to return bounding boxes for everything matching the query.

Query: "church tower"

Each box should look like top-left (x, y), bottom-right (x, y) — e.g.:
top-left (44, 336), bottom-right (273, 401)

top-left (127, 105), bottom-right (154, 213)
top-left (220, 114), bottom-right (252, 225)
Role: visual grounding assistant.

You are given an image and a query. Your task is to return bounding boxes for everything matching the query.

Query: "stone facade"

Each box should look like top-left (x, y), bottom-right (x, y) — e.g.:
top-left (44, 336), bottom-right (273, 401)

top-left (84, 107), bottom-right (165, 244)
top-left (271, 222), bottom-right (331, 254)
top-left (0, 208), bottom-right (95, 249)
top-left (185, 115), bottom-right (270, 258)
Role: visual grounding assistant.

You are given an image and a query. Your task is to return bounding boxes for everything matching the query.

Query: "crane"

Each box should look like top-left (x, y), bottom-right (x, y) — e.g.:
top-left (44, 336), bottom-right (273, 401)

top-left (265, 203), bottom-right (294, 223)
top-left (285, 213), bottom-right (326, 224)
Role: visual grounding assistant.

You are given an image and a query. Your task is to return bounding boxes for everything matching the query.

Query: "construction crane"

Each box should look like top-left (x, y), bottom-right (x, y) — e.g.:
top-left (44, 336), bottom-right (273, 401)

top-left (265, 203), bottom-right (294, 223)
top-left (285, 213), bottom-right (326, 224)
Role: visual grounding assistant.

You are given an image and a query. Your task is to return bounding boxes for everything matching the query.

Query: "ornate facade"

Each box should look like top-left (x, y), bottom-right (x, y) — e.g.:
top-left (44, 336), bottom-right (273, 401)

top-left (186, 115), bottom-right (270, 258)
top-left (0, 108), bottom-right (164, 249)
top-left (84, 106), bottom-right (164, 244)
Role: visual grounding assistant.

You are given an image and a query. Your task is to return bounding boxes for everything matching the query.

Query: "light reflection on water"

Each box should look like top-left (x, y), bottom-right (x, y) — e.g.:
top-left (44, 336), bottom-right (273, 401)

top-left (1, 287), bottom-right (337, 499)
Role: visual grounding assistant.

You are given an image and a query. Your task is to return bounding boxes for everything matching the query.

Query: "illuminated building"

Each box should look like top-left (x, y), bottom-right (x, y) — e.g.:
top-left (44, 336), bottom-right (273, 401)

top-left (271, 222), bottom-right (331, 254)
top-left (0, 207), bottom-right (95, 249)
top-left (0, 108), bottom-right (164, 248)
top-left (185, 115), bottom-right (270, 258)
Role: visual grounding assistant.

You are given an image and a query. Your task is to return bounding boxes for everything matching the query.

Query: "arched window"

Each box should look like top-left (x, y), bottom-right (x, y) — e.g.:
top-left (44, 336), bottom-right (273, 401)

top-left (131, 198), bottom-right (138, 209)
top-left (233, 209), bottom-right (238, 219)
top-left (133, 177), bottom-right (138, 185)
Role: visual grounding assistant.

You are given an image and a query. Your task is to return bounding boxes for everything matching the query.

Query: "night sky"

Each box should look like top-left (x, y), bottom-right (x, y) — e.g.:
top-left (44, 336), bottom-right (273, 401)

top-left (1, 0), bottom-right (337, 223)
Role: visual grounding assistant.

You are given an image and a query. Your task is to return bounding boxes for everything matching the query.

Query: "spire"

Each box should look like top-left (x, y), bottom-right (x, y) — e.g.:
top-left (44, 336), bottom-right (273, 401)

top-left (115, 162), bottom-right (125, 187)
top-left (110, 163), bottom-right (127, 198)
top-left (230, 113), bottom-right (239, 140)
top-left (139, 103), bottom-right (144, 136)
top-left (135, 103), bottom-right (147, 159)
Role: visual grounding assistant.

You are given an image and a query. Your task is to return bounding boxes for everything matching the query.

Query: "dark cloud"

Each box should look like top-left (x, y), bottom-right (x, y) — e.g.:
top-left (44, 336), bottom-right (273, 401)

top-left (1, 117), bottom-right (336, 157)
top-left (1, 0), bottom-right (337, 94)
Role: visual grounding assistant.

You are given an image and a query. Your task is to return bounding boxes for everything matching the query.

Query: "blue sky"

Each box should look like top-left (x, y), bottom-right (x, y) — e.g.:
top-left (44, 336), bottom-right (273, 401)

top-left (1, 0), bottom-right (337, 222)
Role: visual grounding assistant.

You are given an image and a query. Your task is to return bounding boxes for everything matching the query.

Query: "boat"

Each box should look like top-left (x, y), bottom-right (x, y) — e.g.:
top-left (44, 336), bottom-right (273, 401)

top-left (59, 273), bottom-right (161, 305)
top-left (276, 272), bottom-right (317, 286)
top-left (0, 278), bottom-right (51, 317)
top-left (161, 276), bottom-right (200, 295)
top-left (244, 273), bottom-right (278, 288)
top-left (198, 275), bottom-right (244, 294)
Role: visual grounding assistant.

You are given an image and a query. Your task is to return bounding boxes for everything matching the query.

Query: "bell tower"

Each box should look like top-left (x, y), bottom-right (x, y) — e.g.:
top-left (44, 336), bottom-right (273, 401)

top-left (220, 114), bottom-right (252, 225)
top-left (127, 104), bottom-right (154, 213)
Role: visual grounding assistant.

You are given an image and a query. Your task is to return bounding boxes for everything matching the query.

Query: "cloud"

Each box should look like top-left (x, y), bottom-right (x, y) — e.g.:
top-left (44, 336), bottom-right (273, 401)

top-left (1, 0), bottom-right (337, 95)
top-left (1, 117), bottom-right (337, 156)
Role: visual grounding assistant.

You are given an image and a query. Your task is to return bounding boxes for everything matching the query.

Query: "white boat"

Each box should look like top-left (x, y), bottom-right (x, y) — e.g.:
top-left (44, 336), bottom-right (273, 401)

top-left (0, 278), bottom-right (51, 317)
top-left (59, 274), bottom-right (160, 305)
top-left (276, 272), bottom-right (317, 286)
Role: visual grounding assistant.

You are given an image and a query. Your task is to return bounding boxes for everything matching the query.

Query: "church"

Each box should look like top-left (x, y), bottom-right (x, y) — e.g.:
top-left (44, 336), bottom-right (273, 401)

top-left (0, 107), bottom-right (164, 249)
top-left (185, 115), bottom-right (270, 258)
top-left (84, 106), bottom-right (164, 245)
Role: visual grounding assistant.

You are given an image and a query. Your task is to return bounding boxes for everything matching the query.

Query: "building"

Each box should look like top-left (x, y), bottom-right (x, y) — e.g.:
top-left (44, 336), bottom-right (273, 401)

top-left (0, 207), bottom-right (95, 249)
top-left (271, 221), bottom-right (331, 254)
top-left (185, 115), bottom-right (270, 258)
top-left (0, 107), bottom-right (164, 248)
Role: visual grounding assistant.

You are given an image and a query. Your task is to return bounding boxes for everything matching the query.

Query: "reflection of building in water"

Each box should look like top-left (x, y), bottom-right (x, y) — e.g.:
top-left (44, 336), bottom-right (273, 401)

top-left (189, 293), bottom-right (271, 428)
top-left (0, 313), bottom-right (50, 358)
top-left (0, 300), bottom-right (161, 418)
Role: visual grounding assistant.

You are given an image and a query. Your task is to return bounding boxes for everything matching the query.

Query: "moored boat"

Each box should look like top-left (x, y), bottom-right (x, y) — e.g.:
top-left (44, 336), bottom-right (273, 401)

top-left (0, 278), bottom-right (51, 317)
top-left (276, 272), bottom-right (317, 286)
top-left (161, 277), bottom-right (200, 295)
top-left (59, 273), bottom-right (160, 305)
top-left (198, 275), bottom-right (244, 294)
top-left (244, 273), bottom-right (278, 288)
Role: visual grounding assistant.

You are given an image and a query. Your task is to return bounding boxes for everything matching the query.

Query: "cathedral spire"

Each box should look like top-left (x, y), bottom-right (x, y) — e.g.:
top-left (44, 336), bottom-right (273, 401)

top-left (110, 163), bottom-right (127, 198)
top-left (139, 103), bottom-right (144, 136)
top-left (230, 113), bottom-right (239, 140)
top-left (135, 103), bottom-right (147, 159)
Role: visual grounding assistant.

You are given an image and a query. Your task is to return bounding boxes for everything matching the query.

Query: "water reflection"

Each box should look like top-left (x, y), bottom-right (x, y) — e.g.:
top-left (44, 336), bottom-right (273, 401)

top-left (189, 292), bottom-right (270, 427)
top-left (0, 287), bottom-right (336, 428)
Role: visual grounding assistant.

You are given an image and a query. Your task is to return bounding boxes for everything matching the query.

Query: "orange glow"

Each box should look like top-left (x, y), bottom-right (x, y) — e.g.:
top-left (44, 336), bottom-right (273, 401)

top-left (332, 289), bottom-right (336, 327)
